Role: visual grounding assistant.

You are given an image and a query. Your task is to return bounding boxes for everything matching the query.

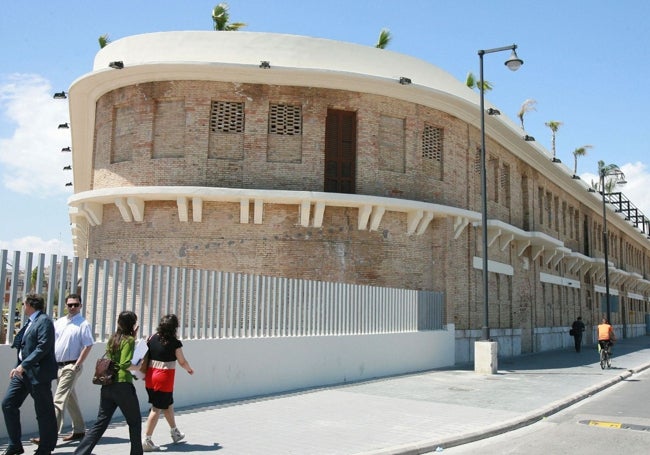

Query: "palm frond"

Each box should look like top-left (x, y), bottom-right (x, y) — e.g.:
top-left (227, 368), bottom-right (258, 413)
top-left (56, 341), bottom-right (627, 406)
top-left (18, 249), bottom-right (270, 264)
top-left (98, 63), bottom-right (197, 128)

top-left (212, 4), bottom-right (228, 30)
top-left (465, 72), bottom-right (476, 88)
top-left (212, 3), bottom-right (245, 31)
top-left (376, 28), bottom-right (392, 49)
top-left (544, 120), bottom-right (563, 132)
top-left (572, 144), bottom-right (592, 175)
top-left (98, 34), bottom-right (110, 49)
top-left (517, 99), bottom-right (537, 128)
top-left (225, 22), bottom-right (247, 31)
top-left (465, 72), bottom-right (492, 91)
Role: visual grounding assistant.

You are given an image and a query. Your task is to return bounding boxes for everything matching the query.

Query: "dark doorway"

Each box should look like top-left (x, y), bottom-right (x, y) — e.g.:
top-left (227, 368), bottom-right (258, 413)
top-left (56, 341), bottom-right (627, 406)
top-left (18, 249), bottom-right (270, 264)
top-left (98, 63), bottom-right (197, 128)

top-left (324, 109), bottom-right (356, 193)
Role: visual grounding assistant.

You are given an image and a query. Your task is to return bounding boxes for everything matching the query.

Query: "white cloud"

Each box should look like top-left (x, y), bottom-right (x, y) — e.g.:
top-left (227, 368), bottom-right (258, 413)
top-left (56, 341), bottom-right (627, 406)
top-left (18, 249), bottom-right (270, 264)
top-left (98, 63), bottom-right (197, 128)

top-left (0, 235), bottom-right (73, 259)
top-left (580, 160), bottom-right (650, 243)
top-left (0, 74), bottom-right (71, 196)
top-left (619, 162), bottom-right (650, 217)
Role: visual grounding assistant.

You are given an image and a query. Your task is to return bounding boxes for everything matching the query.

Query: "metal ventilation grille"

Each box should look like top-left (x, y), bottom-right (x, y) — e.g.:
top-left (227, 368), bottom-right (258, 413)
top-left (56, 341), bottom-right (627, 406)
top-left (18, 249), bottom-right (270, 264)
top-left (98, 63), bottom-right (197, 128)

top-left (210, 101), bottom-right (244, 133)
top-left (269, 104), bottom-right (302, 135)
top-left (422, 125), bottom-right (443, 161)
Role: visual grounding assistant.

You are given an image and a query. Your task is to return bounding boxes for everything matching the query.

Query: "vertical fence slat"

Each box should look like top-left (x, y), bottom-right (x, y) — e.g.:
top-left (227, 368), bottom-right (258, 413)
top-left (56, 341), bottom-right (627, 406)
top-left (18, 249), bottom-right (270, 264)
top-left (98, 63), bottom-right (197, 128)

top-left (46, 254), bottom-right (57, 315)
top-left (57, 256), bottom-right (69, 318)
top-left (1, 248), bottom-right (446, 346)
top-left (179, 268), bottom-right (187, 340)
top-left (215, 271), bottom-right (223, 339)
top-left (171, 267), bottom-right (179, 329)
top-left (208, 271), bottom-right (216, 339)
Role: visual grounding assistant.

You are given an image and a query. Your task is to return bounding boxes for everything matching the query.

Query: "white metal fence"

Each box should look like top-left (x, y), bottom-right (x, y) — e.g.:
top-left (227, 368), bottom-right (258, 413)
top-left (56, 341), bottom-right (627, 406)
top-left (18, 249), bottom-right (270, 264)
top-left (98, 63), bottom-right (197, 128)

top-left (1, 249), bottom-right (445, 343)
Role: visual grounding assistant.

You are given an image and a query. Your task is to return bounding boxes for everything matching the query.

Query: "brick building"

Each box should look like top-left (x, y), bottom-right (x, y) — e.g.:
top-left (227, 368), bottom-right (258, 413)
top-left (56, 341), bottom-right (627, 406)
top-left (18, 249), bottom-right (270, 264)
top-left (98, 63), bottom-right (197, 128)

top-left (66, 31), bottom-right (650, 361)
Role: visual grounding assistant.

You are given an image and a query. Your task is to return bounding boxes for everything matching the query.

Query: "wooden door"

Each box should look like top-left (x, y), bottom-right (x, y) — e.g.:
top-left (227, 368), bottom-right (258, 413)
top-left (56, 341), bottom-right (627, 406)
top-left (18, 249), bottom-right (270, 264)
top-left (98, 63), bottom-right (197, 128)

top-left (324, 109), bottom-right (356, 193)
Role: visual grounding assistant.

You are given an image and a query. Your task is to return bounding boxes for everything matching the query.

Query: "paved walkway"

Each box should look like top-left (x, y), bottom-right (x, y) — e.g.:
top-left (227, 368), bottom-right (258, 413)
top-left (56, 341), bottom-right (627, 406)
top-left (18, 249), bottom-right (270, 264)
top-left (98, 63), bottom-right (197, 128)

top-left (3, 336), bottom-right (650, 454)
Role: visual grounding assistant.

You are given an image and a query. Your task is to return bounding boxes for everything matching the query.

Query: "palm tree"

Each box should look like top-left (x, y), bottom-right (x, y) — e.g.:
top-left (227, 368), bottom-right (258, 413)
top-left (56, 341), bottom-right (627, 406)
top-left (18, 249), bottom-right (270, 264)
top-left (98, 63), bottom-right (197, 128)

top-left (212, 3), bottom-right (246, 31)
top-left (465, 72), bottom-right (493, 91)
top-left (375, 28), bottom-right (392, 49)
top-left (98, 34), bottom-right (111, 49)
top-left (597, 160), bottom-right (625, 193)
top-left (545, 120), bottom-right (563, 160)
top-left (572, 145), bottom-right (593, 177)
top-left (518, 99), bottom-right (537, 129)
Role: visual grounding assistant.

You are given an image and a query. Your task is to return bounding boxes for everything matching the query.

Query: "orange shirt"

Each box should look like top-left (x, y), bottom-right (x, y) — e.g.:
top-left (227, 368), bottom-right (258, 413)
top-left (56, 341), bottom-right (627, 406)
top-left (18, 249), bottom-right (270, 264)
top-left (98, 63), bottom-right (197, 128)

top-left (598, 323), bottom-right (613, 341)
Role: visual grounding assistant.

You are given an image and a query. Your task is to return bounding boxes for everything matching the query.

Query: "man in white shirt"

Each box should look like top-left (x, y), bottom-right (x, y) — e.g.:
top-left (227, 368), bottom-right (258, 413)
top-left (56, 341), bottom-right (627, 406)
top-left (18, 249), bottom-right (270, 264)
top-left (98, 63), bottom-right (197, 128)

top-left (31, 293), bottom-right (94, 445)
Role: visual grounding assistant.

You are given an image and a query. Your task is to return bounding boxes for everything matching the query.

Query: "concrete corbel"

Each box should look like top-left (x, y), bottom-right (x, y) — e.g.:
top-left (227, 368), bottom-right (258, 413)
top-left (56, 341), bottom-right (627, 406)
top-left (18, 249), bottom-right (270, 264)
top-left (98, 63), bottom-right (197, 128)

top-left (192, 197), bottom-right (203, 222)
top-left (126, 197), bottom-right (144, 222)
top-left (500, 233), bottom-right (515, 252)
top-left (300, 200), bottom-right (311, 227)
top-left (81, 202), bottom-right (103, 226)
top-left (544, 250), bottom-right (558, 266)
top-left (177, 197), bottom-right (188, 222)
top-left (313, 202), bottom-right (325, 228)
top-left (114, 198), bottom-right (133, 222)
top-left (369, 206), bottom-right (386, 231)
top-left (487, 228), bottom-right (501, 248)
top-left (415, 211), bottom-right (434, 235)
top-left (516, 240), bottom-right (531, 257)
top-left (406, 210), bottom-right (423, 234)
top-left (531, 245), bottom-right (544, 261)
top-left (239, 199), bottom-right (249, 224)
top-left (358, 205), bottom-right (372, 230)
top-left (453, 216), bottom-right (469, 239)
top-left (254, 199), bottom-right (264, 224)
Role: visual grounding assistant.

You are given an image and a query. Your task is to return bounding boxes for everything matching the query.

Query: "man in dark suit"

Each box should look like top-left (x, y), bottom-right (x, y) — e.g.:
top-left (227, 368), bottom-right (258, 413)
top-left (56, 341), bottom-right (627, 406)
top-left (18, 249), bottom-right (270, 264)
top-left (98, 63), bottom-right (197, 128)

top-left (2, 294), bottom-right (58, 455)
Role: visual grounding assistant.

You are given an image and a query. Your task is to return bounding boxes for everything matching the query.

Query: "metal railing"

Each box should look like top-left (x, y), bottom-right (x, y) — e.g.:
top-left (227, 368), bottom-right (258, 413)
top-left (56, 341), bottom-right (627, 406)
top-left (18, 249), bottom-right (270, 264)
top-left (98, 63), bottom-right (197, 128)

top-left (1, 249), bottom-right (445, 343)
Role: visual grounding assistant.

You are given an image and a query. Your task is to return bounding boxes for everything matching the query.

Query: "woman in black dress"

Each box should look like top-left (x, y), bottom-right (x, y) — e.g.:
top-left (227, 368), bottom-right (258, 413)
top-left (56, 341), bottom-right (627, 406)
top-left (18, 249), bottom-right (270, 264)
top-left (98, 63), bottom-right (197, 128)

top-left (142, 314), bottom-right (194, 452)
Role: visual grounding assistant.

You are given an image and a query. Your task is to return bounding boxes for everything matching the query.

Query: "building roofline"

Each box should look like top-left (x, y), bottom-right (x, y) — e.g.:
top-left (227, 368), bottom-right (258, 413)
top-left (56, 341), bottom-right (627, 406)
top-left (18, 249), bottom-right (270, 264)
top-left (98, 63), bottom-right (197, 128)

top-left (65, 31), bottom-right (648, 247)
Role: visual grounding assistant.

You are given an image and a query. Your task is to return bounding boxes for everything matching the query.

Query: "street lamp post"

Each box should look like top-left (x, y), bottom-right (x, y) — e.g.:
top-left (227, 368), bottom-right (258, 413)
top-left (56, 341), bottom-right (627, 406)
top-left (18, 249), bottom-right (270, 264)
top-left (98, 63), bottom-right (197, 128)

top-left (599, 165), bottom-right (626, 323)
top-left (478, 45), bottom-right (523, 341)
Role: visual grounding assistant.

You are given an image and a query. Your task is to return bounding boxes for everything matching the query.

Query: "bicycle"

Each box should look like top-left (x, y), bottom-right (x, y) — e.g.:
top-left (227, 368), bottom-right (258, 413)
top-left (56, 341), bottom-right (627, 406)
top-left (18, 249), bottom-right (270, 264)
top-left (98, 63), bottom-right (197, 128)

top-left (599, 340), bottom-right (612, 369)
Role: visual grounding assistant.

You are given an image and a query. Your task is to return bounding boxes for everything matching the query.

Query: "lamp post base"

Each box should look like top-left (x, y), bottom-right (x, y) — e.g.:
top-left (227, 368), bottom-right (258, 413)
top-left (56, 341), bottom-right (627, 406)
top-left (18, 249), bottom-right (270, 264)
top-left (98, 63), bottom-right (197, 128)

top-left (474, 340), bottom-right (498, 374)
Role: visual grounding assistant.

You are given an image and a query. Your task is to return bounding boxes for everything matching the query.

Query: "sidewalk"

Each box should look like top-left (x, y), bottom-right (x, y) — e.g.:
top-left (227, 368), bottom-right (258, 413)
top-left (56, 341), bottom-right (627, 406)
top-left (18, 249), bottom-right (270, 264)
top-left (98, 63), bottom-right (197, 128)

top-left (4, 336), bottom-right (650, 454)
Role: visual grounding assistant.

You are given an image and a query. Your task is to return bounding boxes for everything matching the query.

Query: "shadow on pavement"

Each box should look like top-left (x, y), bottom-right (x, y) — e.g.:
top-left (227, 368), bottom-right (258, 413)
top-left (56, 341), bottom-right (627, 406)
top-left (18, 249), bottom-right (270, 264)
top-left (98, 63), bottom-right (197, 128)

top-left (160, 441), bottom-right (223, 452)
top-left (494, 336), bottom-right (650, 371)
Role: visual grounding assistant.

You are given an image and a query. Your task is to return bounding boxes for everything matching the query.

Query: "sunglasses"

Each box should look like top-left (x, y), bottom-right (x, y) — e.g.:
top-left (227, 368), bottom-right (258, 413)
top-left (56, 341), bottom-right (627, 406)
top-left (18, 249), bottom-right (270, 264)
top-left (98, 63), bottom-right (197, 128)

top-left (66, 303), bottom-right (81, 308)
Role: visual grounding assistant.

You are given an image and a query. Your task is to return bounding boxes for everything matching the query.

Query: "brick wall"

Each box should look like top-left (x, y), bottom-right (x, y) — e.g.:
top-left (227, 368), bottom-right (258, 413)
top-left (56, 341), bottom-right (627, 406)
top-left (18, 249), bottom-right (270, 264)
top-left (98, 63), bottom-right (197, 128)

top-left (84, 79), bottom-right (647, 338)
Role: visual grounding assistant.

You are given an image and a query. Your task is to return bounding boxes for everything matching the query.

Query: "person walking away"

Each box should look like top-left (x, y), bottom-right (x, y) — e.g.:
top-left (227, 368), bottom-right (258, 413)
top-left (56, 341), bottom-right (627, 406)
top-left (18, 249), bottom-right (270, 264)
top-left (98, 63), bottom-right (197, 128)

top-left (31, 294), bottom-right (94, 446)
top-left (2, 294), bottom-right (58, 455)
top-left (142, 314), bottom-right (194, 452)
top-left (571, 316), bottom-right (585, 352)
top-left (74, 311), bottom-right (143, 455)
top-left (597, 317), bottom-right (616, 354)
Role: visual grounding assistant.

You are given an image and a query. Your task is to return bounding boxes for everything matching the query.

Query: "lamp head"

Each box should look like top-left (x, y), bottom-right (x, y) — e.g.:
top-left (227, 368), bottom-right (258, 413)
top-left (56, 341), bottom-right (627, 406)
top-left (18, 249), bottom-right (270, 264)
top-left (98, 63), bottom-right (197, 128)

top-left (504, 49), bottom-right (523, 71)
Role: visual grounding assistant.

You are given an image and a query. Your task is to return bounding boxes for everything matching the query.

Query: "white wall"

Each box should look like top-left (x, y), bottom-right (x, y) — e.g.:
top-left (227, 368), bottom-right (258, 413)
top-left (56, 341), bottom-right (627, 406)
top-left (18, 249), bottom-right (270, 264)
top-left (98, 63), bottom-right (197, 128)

top-left (455, 328), bottom-right (523, 364)
top-left (0, 328), bottom-right (454, 438)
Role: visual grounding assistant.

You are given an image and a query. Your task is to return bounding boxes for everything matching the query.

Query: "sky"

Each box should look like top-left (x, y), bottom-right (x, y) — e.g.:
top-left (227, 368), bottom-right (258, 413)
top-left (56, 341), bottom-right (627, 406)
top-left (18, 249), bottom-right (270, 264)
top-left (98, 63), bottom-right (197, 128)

top-left (1, 0), bottom-right (649, 260)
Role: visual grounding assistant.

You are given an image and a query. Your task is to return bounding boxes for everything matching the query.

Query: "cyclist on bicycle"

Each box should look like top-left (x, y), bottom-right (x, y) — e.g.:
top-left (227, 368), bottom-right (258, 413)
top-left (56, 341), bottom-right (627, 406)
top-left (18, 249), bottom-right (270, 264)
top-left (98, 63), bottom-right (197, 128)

top-left (597, 317), bottom-right (616, 353)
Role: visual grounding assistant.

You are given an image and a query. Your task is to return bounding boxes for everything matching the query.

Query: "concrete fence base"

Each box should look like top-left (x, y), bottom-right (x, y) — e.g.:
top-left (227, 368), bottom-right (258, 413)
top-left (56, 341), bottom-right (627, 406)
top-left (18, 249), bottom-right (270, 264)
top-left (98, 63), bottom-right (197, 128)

top-left (0, 328), bottom-right (454, 438)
